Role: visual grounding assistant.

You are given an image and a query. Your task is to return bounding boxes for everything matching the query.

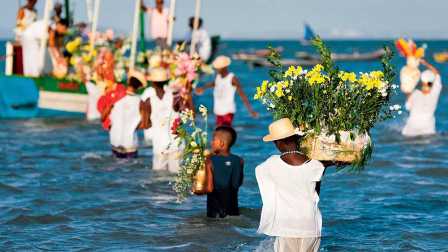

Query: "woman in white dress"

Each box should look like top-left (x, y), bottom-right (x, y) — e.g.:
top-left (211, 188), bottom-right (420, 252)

top-left (402, 59), bottom-right (443, 137)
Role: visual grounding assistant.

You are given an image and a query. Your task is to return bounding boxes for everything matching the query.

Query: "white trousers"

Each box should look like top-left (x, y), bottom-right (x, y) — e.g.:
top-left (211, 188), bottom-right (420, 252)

top-left (85, 82), bottom-right (101, 121)
top-left (274, 237), bottom-right (321, 252)
top-left (153, 151), bottom-right (182, 173)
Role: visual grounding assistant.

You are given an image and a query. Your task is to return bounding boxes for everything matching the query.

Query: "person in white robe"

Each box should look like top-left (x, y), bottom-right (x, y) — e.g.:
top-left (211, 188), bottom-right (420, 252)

top-left (402, 59), bottom-right (443, 137)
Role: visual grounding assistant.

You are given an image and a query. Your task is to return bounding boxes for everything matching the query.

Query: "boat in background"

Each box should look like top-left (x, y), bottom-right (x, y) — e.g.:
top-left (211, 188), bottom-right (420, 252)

top-left (296, 49), bottom-right (386, 62)
top-left (433, 52), bottom-right (448, 63)
top-left (300, 23), bottom-right (316, 45)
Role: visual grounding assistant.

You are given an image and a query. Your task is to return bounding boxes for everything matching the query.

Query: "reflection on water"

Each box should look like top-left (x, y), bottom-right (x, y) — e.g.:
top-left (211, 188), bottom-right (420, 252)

top-left (1, 40), bottom-right (448, 251)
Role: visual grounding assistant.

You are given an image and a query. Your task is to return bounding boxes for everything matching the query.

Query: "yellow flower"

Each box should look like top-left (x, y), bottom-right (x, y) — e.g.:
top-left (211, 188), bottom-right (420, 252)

top-left (284, 66), bottom-right (303, 79)
top-left (358, 71), bottom-right (385, 90)
top-left (305, 64), bottom-right (327, 85)
top-left (288, 96), bottom-right (293, 101)
top-left (338, 71), bottom-right (357, 82)
top-left (66, 37), bottom-right (82, 53)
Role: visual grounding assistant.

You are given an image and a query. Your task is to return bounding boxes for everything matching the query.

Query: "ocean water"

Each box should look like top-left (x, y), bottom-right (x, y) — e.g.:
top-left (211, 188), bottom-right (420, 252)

top-left (1, 40), bottom-right (448, 251)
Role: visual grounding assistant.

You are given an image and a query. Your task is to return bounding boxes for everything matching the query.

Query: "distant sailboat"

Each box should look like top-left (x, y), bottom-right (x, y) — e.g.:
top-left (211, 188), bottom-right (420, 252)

top-left (301, 23), bottom-right (316, 45)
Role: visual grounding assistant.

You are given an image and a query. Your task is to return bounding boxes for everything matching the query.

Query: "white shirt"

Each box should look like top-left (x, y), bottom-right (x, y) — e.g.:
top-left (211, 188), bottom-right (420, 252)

top-left (141, 86), bottom-right (178, 154)
top-left (109, 94), bottom-right (141, 150)
top-left (186, 28), bottom-right (211, 61)
top-left (255, 156), bottom-right (325, 238)
top-left (402, 74), bottom-right (442, 137)
top-left (213, 73), bottom-right (236, 116)
top-left (147, 7), bottom-right (169, 39)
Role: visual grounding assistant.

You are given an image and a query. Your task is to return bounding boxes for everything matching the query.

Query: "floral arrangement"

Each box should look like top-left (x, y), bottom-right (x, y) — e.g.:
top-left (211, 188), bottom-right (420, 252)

top-left (254, 38), bottom-right (397, 169)
top-left (172, 105), bottom-right (209, 201)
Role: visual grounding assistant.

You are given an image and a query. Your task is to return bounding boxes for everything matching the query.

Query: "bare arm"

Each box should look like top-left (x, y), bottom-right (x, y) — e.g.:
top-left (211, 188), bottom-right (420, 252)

top-left (232, 76), bottom-right (258, 118)
top-left (194, 81), bottom-right (215, 95)
top-left (139, 99), bottom-right (152, 129)
top-left (16, 8), bottom-right (25, 23)
top-left (420, 58), bottom-right (439, 75)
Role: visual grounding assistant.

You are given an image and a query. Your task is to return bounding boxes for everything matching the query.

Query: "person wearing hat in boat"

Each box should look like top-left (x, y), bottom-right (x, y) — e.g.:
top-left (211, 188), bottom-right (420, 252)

top-left (402, 59), bottom-right (443, 137)
top-left (109, 70), bottom-right (149, 158)
top-left (141, 0), bottom-right (171, 50)
top-left (195, 56), bottom-right (258, 126)
top-left (255, 118), bottom-right (325, 252)
top-left (186, 16), bottom-right (211, 62)
top-left (141, 67), bottom-right (183, 172)
top-left (15, 0), bottom-right (38, 41)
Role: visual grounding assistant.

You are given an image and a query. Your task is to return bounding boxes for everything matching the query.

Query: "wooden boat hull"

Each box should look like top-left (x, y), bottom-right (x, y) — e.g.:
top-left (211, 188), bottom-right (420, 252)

top-left (0, 75), bottom-right (87, 118)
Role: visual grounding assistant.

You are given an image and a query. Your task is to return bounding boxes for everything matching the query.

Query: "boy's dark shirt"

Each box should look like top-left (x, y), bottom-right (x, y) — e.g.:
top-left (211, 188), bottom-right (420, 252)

top-left (207, 153), bottom-right (244, 218)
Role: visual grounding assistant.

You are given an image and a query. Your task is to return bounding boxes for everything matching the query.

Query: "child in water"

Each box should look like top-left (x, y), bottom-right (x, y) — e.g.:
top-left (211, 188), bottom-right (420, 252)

top-left (206, 126), bottom-right (244, 218)
top-left (195, 56), bottom-right (258, 126)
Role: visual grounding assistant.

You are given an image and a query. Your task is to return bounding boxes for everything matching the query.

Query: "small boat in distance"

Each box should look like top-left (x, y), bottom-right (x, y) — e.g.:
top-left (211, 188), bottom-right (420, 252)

top-left (296, 49), bottom-right (386, 62)
top-left (300, 23), bottom-right (317, 45)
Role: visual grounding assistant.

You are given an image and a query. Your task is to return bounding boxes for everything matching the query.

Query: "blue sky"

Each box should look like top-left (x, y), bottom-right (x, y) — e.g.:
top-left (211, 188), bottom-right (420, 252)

top-left (1, 0), bottom-right (447, 39)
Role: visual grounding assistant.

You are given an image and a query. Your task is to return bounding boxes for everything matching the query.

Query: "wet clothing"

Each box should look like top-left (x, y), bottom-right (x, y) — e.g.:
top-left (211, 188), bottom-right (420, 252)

top-left (112, 148), bottom-right (138, 159)
top-left (22, 20), bottom-right (46, 76)
top-left (274, 237), bottom-right (321, 252)
top-left (109, 94), bottom-right (141, 154)
top-left (402, 74), bottom-right (442, 137)
top-left (207, 154), bottom-right (244, 218)
top-left (141, 86), bottom-right (181, 172)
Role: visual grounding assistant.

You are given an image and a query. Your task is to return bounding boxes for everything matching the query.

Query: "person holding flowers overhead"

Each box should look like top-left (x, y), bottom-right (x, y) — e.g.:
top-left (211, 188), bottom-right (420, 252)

top-left (402, 59), bottom-right (443, 137)
top-left (195, 56), bottom-right (258, 126)
top-left (141, 68), bottom-right (183, 172)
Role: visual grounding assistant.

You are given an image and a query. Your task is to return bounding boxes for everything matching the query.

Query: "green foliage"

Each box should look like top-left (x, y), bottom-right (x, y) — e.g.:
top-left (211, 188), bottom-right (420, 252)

top-left (255, 38), bottom-right (397, 170)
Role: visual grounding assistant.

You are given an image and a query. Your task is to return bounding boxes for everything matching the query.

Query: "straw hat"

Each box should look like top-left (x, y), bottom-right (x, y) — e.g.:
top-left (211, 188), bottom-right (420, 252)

top-left (421, 70), bottom-right (436, 83)
top-left (212, 56), bottom-right (231, 69)
top-left (128, 70), bottom-right (147, 87)
top-left (263, 118), bottom-right (304, 142)
top-left (148, 67), bottom-right (170, 82)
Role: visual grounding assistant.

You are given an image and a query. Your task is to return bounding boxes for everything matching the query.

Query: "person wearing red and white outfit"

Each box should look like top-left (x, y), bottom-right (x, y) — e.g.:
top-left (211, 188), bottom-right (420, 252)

top-left (195, 56), bottom-right (258, 127)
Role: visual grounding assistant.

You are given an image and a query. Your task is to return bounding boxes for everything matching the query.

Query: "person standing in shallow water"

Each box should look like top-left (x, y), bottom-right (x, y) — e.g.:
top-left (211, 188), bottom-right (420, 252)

top-left (108, 71), bottom-right (149, 158)
top-left (195, 56), bottom-right (258, 127)
top-left (255, 118), bottom-right (338, 252)
top-left (206, 126), bottom-right (244, 218)
top-left (140, 68), bottom-right (183, 173)
top-left (402, 59), bottom-right (443, 137)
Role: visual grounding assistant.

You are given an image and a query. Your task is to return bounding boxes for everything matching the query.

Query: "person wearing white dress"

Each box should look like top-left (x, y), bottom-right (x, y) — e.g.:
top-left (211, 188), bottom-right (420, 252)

top-left (109, 71), bottom-right (148, 158)
top-left (255, 118), bottom-right (330, 252)
top-left (141, 68), bottom-right (182, 173)
top-left (402, 59), bottom-right (443, 137)
top-left (15, 0), bottom-right (38, 41)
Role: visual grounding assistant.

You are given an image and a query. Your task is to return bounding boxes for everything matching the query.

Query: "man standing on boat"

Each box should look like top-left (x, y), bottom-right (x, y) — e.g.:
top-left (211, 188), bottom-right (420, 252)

top-left (15, 0), bottom-right (38, 41)
top-left (22, 19), bottom-right (69, 77)
top-left (141, 0), bottom-right (171, 50)
top-left (186, 17), bottom-right (211, 62)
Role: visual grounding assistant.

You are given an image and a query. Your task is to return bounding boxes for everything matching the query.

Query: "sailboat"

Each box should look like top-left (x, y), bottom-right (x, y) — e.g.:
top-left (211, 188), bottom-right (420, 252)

top-left (300, 23), bottom-right (316, 45)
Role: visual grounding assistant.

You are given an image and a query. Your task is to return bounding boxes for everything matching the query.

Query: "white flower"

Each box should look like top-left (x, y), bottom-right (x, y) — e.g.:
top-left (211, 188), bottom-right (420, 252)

top-left (270, 86), bottom-right (276, 92)
top-left (391, 84), bottom-right (398, 89)
top-left (393, 104), bottom-right (401, 110)
top-left (389, 106), bottom-right (394, 111)
top-left (398, 111), bottom-right (402, 115)
top-left (269, 103), bottom-right (275, 108)
top-left (190, 141), bottom-right (198, 147)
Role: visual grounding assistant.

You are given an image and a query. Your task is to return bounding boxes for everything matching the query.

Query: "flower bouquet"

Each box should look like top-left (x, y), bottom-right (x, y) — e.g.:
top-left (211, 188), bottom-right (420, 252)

top-left (172, 105), bottom-right (210, 201)
top-left (254, 38), bottom-right (397, 170)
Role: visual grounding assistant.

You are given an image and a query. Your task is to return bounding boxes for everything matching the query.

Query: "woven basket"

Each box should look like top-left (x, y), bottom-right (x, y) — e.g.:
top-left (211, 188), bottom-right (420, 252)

top-left (301, 131), bottom-right (371, 163)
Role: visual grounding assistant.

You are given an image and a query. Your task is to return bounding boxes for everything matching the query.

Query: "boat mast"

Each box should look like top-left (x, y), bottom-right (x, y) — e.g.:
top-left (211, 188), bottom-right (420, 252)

top-left (39, 0), bottom-right (53, 75)
top-left (89, 0), bottom-right (101, 53)
top-left (166, 0), bottom-right (176, 47)
top-left (130, 0), bottom-right (142, 70)
top-left (189, 0), bottom-right (201, 56)
top-left (139, 5), bottom-right (146, 52)
top-left (64, 0), bottom-right (70, 26)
